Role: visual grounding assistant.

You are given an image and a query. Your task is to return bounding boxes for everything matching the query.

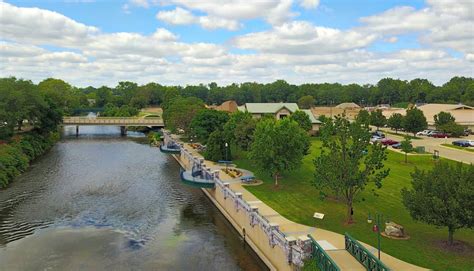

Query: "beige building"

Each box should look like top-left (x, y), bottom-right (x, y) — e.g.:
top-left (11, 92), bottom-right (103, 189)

top-left (212, 100), bottom-right (239, 113)
top-left (382, 103), bottom-right (474, 130)
top-left (238, 103), bottom-right (322, 133)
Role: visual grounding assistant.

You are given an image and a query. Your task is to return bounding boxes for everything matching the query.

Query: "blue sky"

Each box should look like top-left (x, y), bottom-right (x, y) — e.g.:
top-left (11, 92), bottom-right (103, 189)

top-left (1, 0), bottom-right (472, 86)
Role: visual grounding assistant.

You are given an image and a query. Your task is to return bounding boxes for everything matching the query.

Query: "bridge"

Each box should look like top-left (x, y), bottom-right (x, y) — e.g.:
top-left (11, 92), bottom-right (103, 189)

top-left (63, 117), bottom-right (164, 135)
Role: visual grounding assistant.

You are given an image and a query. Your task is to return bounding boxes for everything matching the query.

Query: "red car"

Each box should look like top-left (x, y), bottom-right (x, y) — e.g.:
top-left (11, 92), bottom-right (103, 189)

top-left (381, 138), bottom-right (399, 145)
top-left (432, 133), bottom-right (450, 138)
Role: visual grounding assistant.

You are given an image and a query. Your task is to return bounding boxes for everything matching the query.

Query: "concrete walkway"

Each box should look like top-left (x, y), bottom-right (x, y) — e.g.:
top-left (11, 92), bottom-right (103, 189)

top-left (179, 142), bottom-right (428, 271)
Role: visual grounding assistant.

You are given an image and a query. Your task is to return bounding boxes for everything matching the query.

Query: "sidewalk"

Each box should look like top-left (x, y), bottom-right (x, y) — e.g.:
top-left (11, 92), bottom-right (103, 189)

top-left (179, 142), bottom-right (428, 271)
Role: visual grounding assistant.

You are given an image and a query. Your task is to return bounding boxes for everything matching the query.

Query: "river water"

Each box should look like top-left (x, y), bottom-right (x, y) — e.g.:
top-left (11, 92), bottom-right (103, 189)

top-left (0, 126), bottom-right (267, 271)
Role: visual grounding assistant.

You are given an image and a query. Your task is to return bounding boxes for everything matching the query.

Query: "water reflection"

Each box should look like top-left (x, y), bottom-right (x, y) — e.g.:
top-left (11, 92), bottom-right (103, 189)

top-left (0, 126), bottom-right (267, 270)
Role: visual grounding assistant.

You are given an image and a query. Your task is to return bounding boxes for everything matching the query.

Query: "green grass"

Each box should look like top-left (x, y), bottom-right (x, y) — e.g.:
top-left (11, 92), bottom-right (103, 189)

top-left (235, 138), bottom-right (474, 271)
top-left (442, 144), bottom-right (474, 153)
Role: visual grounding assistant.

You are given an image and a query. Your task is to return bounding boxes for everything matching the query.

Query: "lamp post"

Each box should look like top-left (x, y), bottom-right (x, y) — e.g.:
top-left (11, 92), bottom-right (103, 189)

top-left (367, 212), bottom-right (387, 260)
top-left (225, 142), bottom-right (229, 171)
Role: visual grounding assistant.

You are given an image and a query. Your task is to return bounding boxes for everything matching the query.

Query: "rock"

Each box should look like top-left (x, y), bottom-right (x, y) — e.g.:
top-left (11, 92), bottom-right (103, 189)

top-left (384, 222), bottom-right (405, 238)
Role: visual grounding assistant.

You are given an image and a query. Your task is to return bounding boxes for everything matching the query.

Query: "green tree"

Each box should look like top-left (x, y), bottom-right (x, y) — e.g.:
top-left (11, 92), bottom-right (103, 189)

top-left (434, 111), bottom-right (456, 127)
top-left (355, 110), bottom-right (370, 126)
top-left (250, 118), bottom-right (309, 186)
top-left (162, 97), bottom-right (204, 133)
top-left (402, 162), bottom-right (474, 245)
top-left (234, 117), bottom-right (257, 150)
top-left (387, 113), bottom-right (404, 133)
top-left (290, 110), bottom-right (312, 132)
top-left (400, 135), bottom-right (413, 163)
top-left (189, 109), bottom-right (229, 143)
top-left (204, 130), bottom-right (231, 162)
top-left (298, 95), bottom-right (315, 109)
top-left (403, 107), bottom-right (428, 136)
top-left (313, 115), bottom-right (389, 223)
top-left (222, 111), bottom-right (253, 144)
top-left (439, 122), bottom-right (465, 137)
top-left (370, 109), bottom-right (387, 130)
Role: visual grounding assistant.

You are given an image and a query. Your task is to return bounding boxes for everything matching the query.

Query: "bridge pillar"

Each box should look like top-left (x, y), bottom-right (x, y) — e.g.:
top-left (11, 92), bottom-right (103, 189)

top-left (76, 125), bottom-right (79, 137)
top-left (120, 126), bottom-right (127, 136)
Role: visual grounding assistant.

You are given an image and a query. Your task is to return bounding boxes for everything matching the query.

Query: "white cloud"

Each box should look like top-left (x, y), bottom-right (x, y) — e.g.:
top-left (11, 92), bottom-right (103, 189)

top-left (300, 0), bottom-right (320, 9)
top-left (156, 7), bottom-right (241, 30)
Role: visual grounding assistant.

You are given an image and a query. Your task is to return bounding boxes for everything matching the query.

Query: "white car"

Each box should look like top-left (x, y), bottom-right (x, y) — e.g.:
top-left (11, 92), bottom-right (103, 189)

top-left (416, 130), bottom-right (432, 136)
top-left (467, 140), bottom-right (474, 147)
top-left (370, 136), bottom-right (382, 143)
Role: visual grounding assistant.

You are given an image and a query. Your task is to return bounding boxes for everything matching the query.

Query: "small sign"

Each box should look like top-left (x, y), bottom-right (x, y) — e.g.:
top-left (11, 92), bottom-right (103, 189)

top-left (313, 212), bottom-right (325, 219)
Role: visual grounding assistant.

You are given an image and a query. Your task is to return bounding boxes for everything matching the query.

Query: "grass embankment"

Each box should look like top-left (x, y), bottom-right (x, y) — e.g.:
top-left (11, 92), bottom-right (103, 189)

top-left (441, 144), bottom-right (474, 153)
top-left (234, 138), bottom-right (474, 271)
top-left (0, 131), bottom-right (59, 188)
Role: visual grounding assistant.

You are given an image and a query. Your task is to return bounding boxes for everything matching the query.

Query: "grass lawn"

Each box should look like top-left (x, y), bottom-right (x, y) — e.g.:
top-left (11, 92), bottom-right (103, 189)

top-left (442, 143), bottom-right (474, 153)
top-left (234, 138), bottom-right (474, 271)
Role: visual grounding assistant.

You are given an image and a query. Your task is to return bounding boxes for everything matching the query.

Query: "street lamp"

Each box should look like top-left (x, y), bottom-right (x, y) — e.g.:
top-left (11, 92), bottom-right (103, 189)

top-left (367, 212), bottom-right (388, 260)
top-left (225, 142), bottom-right (229, 171)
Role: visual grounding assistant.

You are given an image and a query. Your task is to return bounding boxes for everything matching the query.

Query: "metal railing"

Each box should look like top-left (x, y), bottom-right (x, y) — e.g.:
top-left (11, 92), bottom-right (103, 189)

top-left (63, 117), bottom-right (163, 126)
top-left (307, 234), bottom-right (341, 271)
top-left (344, 233), bottom-right (391, 271)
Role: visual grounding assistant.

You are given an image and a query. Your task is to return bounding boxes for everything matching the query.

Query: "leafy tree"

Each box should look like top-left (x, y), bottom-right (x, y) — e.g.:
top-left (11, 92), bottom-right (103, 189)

top-left (204, 130), bottom-right (231, 162)
top-left (189, 109), bottom-right (229, 143)
top-left (400, 135), bottom-right (413, 163)
top-left (222, 111), bottom-right (253, 144)
top-left (402, 162), bottom-right (474, 245)
top-left (298, 95), bottom-right (315, 109)
top-left (403, 107), bottom-right (428, 136)
top-left (434, 111), bottom-right (456, 127)
top-left (355, 110), bottom-right (370, 126)
top-left (439, 122), bottom-right (465, 137)
top-left (313, 115), bottom-right (389, 223)
top-left (234, 117), bottom-right (257, 150)
top-left (162, 97), bottom-right (204, 133)
top-left (290, 110), bottom-right (312, 132)
top-left (387, 113), bottom-right (404, 133)
top-left (370, 109), bottom-right (387, 130)
top-left (250, 118), bottom-right (309, 186)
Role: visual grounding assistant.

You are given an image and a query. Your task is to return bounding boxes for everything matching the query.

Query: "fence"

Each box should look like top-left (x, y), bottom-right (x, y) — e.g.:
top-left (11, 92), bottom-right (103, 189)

top-left (307, 235), bottom-right (341, 271)
top-left (344, 233), bottom-right (391, 271)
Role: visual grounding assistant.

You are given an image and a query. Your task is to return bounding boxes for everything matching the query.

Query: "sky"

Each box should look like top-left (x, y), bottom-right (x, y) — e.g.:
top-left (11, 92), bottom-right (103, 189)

top-left (0, 0), bottom-right (473, 87)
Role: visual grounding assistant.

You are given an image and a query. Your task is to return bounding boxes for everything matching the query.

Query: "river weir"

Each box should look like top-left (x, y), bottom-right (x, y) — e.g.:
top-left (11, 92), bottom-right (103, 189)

top-left (0, 126), bottom-right (267, 271)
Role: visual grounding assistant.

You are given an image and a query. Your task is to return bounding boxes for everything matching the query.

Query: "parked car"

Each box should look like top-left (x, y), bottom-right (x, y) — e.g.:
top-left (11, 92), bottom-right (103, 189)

top-left (427, 130), bottom-right (441, 137)
top-left (432, 133), bottom-right (450, 138)
top-left (372, 131), bottom-right (385, 138)
top-left (381, 138), bottom-right (399, 145)
top-left (370, 136), bottom-right (382, 143)
top-left (463, 128), bottom-right (472, 136)
top-left (392, 143), bottom-right (402, 149)
top-left (452, 140), bottom-right (471, 147)
top-left (416, 130), bottom-right (432, 136)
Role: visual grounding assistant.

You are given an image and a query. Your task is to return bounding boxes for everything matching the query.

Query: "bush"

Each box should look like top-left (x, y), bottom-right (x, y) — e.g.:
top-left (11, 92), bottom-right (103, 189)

top-left (0, 131), bottom-right (58, 188)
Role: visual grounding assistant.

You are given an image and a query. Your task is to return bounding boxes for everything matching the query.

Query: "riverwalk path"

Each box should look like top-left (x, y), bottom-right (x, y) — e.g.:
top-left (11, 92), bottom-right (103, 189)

top-left (174, 140), bottom-right (428, 271)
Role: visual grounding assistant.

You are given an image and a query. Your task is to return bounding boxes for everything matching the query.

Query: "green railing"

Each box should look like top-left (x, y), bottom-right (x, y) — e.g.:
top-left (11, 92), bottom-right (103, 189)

top-left (307, 235), bottom-right (340, 271)
top-left (344, 233), bottom-right (391, 271)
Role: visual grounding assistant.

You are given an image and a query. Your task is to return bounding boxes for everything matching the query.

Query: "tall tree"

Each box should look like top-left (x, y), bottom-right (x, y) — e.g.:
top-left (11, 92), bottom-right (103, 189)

top-left (387, 113), bottom-right (404, 133)
top-left (370, 109), bottom-right (387, 130)
top-left (298, 95), bottom-right (315, 109)
top-left (162, 97), bottom-right (204, 133)
top-left (402, 162), bottom-right (474, 245)
top-left (234, 117), bottom-right (257, 150)
top-left (290, 110), bottom-right (312, 132)
top-left (204, 130), bottom-right (231, 162)
top-left (250, 118), bottom-right (309, 186)
top-left (403, 107), bottom-right (428, 136)
top-left (434, 111), bottom-right (456, 127)
top-left (189, 109), bottom-right (229, 143)
top-left (355, 110), bottom-right (370, 126)
top-left (313, 115), bottom-right (389, 223)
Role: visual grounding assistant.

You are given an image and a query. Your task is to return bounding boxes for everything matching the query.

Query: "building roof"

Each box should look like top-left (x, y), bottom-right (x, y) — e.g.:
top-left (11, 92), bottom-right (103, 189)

top-left (382, 103), bottom-right (474, 125)
top-left (215, 100), bottom-right (238, 113)
top-left (241, 103), bottom-right (299, 114)
top-left (302, 109), bottom-right (322, 124)
top-left (335, 102), bottom-right (360, 109)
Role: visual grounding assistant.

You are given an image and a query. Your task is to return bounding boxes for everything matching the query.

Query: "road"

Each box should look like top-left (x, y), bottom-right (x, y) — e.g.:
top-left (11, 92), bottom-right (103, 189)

top-left (379, 128), bottom-right (474, 164)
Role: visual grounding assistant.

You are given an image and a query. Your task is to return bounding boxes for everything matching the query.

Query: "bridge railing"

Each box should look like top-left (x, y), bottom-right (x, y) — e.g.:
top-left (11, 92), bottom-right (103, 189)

top-left (344, 233), bottom-right (391, 271)
top-left (307, 235), bottom-right (341, 271)
top-left (62, 117), bottom-right (163, 125)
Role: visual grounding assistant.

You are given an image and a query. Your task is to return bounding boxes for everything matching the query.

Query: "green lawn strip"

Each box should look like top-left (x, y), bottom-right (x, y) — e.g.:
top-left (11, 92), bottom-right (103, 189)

top-left (235, 138), bottom-right (474, 271)
top-left (441, 144), bottom-right (474, 153)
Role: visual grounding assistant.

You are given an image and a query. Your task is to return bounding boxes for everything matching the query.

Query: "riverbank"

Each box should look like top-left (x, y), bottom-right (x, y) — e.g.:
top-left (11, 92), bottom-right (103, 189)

top-left (0, 130), bottom-right (59, 188)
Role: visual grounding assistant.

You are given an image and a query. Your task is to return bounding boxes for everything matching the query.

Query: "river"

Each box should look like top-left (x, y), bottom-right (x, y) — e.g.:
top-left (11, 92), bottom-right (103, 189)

top-left (0, 126), bottom-right (267, 271)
